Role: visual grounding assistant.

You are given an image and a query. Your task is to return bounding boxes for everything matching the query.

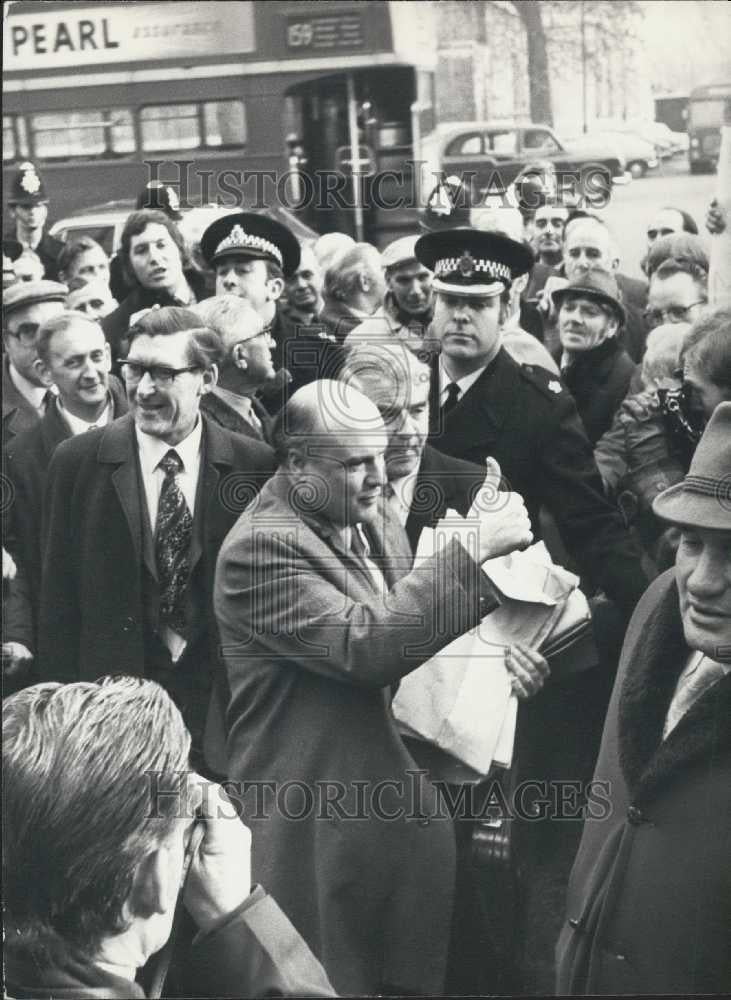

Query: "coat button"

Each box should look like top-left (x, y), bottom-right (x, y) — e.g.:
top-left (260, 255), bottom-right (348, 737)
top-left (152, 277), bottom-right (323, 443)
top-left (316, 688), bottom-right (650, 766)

top-left (627, 805), bottom-right (645, 825)
top-left (568, 917), bottom-right (582, 930)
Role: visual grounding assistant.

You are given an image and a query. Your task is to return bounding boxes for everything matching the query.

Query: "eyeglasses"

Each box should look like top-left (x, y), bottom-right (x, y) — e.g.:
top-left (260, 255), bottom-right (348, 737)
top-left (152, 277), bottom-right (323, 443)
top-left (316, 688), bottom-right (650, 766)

top-left (119, 361), bottom-right (201, 386)
top-left (7, 322), bottom-right (40, 345)
top-left (643, 302), bottom-right (705, 328)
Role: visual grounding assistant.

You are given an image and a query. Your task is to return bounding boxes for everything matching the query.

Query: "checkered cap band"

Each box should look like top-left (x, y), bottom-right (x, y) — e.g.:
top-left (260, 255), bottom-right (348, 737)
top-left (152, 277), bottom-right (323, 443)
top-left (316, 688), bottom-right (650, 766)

top-left (434, 256), bottom-right (512, 282)
top-left (215, 225), bottom-right (283, 268)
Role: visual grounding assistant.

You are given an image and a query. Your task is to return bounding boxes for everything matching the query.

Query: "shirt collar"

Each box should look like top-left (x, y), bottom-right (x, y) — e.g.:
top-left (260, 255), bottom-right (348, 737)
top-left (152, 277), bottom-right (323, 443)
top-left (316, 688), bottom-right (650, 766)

top-left (213, 385), bottom-right (254, 417)
top-left (136, 416), bottom-right (203, 476)
top-left (8, 363), bottom-right (51, 410)
top-left (58, 397), bottom-right (111, 435)
top-left (438, 356), bottom-right (489, 398)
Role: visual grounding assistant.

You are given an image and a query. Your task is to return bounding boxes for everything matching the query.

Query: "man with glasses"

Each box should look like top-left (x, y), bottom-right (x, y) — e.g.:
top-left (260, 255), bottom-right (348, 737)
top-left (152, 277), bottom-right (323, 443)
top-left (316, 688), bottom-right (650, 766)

top-left (38, 306), bottom-right (277, 777)
top-left (2, 280), bottom-right (67, 446)
top-left (645, 257), bottom-right (708, 331)
top-left (193, 295), bottom-right (277, 442)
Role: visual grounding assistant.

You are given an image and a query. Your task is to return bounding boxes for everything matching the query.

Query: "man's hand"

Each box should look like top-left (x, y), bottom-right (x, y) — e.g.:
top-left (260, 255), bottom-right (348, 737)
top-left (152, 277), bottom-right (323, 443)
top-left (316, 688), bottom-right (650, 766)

top-left (183, 778), bottom-right (253, 934)
top-left (2, 643), bottom-right (33, 680)
top-left (469, 459), bottom-right (533, 562)
top-left (505, 644), bottom-right (550, 699)
top-left (538, 274), bottom-right (568, 320)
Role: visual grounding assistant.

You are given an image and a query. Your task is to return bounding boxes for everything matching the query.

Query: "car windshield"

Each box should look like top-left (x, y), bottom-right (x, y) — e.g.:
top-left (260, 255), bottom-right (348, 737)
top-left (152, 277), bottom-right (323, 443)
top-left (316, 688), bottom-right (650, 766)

top-left (55, 223), bottom-right (117, 256)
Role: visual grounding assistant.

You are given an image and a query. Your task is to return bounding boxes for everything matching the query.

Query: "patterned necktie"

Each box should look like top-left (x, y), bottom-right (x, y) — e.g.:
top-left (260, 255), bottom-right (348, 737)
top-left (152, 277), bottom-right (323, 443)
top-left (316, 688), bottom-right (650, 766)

top-left (441, 381), bottom-right (461, 416)
top-left (155, 450), bottom-right (193, 638)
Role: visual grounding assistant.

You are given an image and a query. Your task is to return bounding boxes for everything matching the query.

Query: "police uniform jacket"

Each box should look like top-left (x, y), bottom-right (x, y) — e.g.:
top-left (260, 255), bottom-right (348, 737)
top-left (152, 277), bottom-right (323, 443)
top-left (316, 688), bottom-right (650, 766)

top-left (429, 347), bottom-right (649, 616)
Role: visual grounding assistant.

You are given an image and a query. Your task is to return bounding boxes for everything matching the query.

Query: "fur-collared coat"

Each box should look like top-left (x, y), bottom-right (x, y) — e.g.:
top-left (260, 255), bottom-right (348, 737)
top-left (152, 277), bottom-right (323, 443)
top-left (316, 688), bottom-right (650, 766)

top-left (556, 570), bottom-right (731, 994)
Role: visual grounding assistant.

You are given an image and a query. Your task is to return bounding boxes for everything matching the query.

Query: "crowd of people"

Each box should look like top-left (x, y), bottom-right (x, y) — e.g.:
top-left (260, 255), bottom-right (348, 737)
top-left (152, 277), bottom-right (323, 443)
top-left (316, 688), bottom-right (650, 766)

top-left (2, 157), bottom-right (730, 998)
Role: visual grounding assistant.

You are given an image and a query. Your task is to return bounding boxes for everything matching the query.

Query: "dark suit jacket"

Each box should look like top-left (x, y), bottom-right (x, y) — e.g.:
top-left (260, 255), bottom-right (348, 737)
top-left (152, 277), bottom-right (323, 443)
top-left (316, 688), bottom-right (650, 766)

top-left (558, 338), bottom-right (637, 444)
top-left (38, 414), bottom-right (276, 772)
top-left (200, 389), bottom-right (273, 443)
top-left (4, 886), bottom-right (334, 999)
top-left (216, 469), bottom-right (499, 996)
top-left (2, 357), bottom-right (42, 446)
top-left (3, 381), bottom-right (128, 650)
top-left (404, 444), bottom-right (486, 553)
top-left (429, 348), bottom-right (648, 617)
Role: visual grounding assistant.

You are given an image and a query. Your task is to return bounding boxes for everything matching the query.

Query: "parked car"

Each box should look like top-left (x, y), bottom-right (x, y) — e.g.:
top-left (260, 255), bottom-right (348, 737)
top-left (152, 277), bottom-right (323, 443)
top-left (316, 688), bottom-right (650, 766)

top-left (49, 200), bottom-right (319, 257)
top-left (439, 121), bottom-right (627, 206)
top-left (565, 130), bottom-right (659, 179)
top-left (597, 119), bottom-right (688, 158)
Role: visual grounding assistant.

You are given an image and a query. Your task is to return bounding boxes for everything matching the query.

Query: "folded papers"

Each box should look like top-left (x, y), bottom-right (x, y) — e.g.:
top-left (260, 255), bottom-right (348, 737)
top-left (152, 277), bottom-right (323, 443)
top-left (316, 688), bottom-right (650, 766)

top-left (392, 516), bottom-right (594, 778)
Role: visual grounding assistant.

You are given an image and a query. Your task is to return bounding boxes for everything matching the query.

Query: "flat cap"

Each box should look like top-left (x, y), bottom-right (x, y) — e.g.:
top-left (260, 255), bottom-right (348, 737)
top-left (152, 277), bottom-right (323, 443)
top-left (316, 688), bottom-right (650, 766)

top-left (2, 279), bottom-right (68, 318)
top-left (380, 235), bottom-right (423, 271)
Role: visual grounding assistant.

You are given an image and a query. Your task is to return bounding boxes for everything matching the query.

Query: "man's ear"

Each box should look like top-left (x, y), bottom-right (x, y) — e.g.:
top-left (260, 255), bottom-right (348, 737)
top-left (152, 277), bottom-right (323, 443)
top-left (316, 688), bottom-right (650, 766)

top-left (231, 343), bottom-right (250, 372)
top-left (32, 358), bottom-right (53, 387)
top-left (125, 846), bottom-right (173, 921)
top-left (200, 364), bottom-right (218, 395)
top-left (266, 276), bottom-right (285, 302)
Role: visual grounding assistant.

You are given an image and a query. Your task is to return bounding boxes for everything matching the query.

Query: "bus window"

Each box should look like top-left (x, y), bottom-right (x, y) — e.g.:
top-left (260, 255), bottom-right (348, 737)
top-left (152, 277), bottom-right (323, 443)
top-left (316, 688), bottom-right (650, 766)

top-left (140, 104), bottom-right (200, 152)
top-left (689, 99), bottom-right (726, 129)
top-left (3, 115), bottom-right (29, 162)
top-left (203, 100), bottom-right (247, 148)
top-left (30, 110), bottom-right (133, 161)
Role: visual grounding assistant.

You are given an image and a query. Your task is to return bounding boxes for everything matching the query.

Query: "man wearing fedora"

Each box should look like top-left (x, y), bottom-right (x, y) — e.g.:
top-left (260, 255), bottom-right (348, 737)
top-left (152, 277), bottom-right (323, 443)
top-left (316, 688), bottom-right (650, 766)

top-left (557, 401), bottom-right (731, 995)
top-left (553, 270), bottom-right (637, 444)
top-left (4, 163), bottom-right (64, 281)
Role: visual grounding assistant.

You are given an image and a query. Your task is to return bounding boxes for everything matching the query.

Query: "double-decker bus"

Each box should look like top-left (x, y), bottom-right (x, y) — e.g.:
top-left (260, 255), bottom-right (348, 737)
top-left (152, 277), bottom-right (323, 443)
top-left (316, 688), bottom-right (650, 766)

top-left (687, 82), bottom-right (731, 173)
top-left (3, 0), bottom-right (439, 244)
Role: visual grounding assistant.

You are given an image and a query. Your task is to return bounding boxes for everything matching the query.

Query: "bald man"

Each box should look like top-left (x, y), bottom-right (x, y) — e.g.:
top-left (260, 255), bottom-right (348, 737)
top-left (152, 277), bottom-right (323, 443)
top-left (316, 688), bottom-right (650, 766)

top-left (215, 380), bottom-right (534, 997)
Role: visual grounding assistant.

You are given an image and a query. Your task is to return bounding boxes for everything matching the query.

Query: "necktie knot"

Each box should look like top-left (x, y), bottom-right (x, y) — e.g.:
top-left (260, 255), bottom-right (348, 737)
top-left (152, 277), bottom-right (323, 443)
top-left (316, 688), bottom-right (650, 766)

top-left (442, 381), bottom-right (461, 415)
top-left (159, 450), bottom-right (183, 477)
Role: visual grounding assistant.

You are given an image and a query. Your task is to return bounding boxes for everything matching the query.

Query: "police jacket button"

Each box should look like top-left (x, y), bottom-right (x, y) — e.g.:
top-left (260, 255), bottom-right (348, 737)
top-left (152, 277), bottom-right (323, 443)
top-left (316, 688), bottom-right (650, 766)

top-left (568, 917), bottom-right (582, 930)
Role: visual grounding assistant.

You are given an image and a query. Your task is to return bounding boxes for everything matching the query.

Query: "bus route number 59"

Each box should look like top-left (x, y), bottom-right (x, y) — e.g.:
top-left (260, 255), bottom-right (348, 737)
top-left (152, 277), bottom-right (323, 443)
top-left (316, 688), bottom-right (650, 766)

top-left (288, 22), bottom-right (314, 48)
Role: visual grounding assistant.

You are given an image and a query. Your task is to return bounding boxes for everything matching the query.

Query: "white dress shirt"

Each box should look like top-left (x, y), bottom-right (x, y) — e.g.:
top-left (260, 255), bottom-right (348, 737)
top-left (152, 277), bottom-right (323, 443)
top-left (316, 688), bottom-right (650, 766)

top-left (136, 419), bottom-right (203, 532)
top-left (136, 419), bottom-right (203, 661)
top-left (212, 385), bottom-right (262, 434)
top-left (9, 363), bottom-right (53, 414)
top-left (438, 356), bottom-right (489, 409)
top-left (59, 399), bottom-right (111, 436)
top-left (386, 474), bottom-right (417, 526)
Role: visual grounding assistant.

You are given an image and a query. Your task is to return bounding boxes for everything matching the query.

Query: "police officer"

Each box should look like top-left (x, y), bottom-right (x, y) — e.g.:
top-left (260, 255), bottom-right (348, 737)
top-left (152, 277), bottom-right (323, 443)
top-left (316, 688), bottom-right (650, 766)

top-left (4, 163), bottom-right (64, 281)
top-left (201, 212), bottom-right (341, 408)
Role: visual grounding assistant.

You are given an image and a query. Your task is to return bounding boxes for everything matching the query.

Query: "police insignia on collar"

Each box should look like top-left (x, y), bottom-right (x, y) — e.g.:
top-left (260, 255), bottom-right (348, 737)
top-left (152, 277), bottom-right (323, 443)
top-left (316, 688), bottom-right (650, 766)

top-left (458, 252), bottom-right (475, 277)
top-left (548, 380), bottom-right (562, 394)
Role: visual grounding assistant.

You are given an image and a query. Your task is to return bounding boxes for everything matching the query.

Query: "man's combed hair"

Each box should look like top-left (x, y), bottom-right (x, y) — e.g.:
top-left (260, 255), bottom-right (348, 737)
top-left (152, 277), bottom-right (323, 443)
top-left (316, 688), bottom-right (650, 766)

top-left (35, 310), bottom-right (103, 365)
top-left (2, 678), bottom-right (191, 956)
top-left (127, 305), bottom-right (224, 369)
top-left (57, 236), bottom-right (108, 280)
top-left (119, 209), bottom-right (189, 288)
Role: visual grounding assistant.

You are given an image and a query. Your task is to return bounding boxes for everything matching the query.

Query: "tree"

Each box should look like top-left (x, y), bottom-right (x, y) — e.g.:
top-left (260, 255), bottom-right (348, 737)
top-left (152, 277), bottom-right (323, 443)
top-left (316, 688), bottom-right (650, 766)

top-left (512, 0), bottom-right (554, 126)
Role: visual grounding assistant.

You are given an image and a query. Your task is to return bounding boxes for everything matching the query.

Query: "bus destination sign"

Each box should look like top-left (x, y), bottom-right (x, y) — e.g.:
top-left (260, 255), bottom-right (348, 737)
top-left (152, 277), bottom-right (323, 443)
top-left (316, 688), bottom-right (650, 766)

top-left (285, 12), bottom-right (365, 52)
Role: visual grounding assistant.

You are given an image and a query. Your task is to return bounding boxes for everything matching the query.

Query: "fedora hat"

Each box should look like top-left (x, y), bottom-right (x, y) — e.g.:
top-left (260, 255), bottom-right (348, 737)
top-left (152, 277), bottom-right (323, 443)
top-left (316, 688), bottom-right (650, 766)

top-left (552, 269), bottom-right (625, 326)
top-left (652, 401), bottom-right (731, 530)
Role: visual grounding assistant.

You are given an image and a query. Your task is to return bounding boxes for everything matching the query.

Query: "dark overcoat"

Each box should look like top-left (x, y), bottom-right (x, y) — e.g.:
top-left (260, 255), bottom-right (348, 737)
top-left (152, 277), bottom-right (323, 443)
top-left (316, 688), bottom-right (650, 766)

top-left (215, 470), bottom-right (500, 996)
top-left (38, 414), bottom-right (276, 771)
top-left (2, 356), bottom-right (41, 446)
top-left (556, 570), bottom-right (731, 994)
top-left (558, 337), bottom-right (637, 444)
top-left (429, 347), bottom-right (649, 617)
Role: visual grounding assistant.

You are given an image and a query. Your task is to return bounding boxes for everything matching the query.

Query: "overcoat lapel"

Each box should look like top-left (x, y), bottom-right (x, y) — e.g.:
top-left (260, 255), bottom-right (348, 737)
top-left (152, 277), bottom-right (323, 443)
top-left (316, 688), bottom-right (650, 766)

top-left (618, 573), bottom-right (731, 802)
top-left (99, 415), bottom-right (146, 571)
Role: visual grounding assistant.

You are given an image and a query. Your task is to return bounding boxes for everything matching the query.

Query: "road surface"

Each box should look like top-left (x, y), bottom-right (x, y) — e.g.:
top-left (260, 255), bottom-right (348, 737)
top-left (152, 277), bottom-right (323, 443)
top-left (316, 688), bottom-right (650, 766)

top-left (600, 157), bottom-right (717, 279)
